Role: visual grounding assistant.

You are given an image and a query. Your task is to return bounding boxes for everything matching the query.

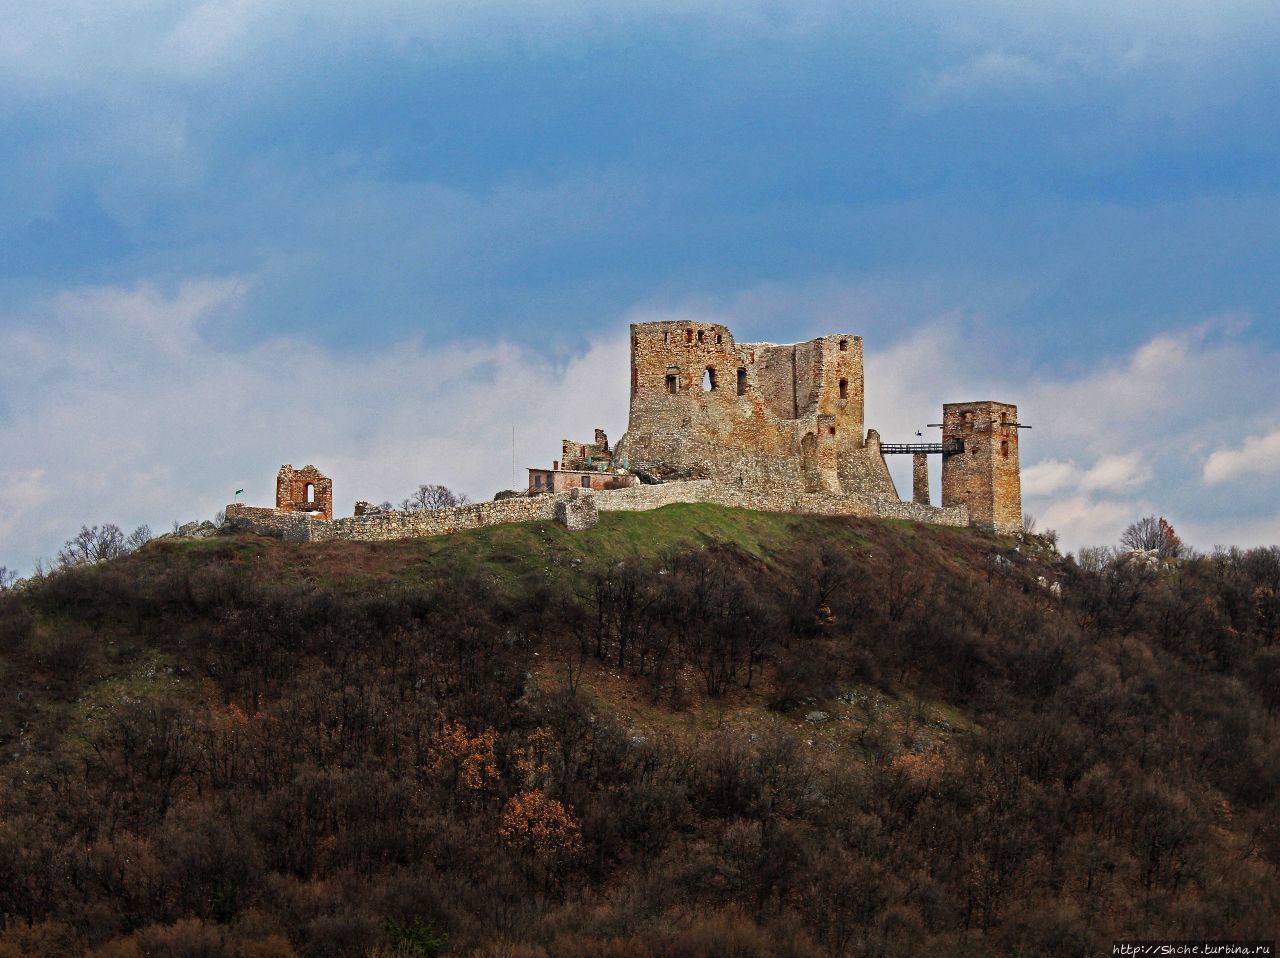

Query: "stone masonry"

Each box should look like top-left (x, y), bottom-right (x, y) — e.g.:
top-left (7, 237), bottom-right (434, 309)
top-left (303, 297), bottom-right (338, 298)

top-left (276, 464), bottom-right (333, 521)
top-left (941, 401), bottom-right (1022, 534)
top-left (225, 480), bottom-right (969, 544)
top-left (912, 453), bottom-right (930, 506)
top-left (614, 321), bottom-right (897, 498)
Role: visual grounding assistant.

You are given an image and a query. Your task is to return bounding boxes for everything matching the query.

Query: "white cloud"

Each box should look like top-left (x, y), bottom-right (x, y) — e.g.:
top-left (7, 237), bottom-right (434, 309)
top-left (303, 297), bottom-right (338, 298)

top-left (1022, 459), bottom-right (1078, 496)
top-left (1036, 495), bottom-right (1146, 551)
top-left (1203, 429), bottom-right (1280, 485)
top-left (0, 279), bottom-right (629, 572)
top-left (1022, 454), bottom-right (1151, 496)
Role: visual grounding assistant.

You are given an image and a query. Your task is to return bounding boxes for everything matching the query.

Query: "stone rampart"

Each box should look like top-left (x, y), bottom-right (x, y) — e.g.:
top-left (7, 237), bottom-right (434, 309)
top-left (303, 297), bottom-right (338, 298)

top-left (224, 504), bottom-right (317, 541)
top-left (225, 479), bottom-right (968, 546)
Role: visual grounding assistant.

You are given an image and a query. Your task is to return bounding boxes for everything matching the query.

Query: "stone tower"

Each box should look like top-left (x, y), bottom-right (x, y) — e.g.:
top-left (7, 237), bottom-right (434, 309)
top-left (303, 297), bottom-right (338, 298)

top-left (275, 464), bottom-right (333, 521)
top-left (940, 401), bottom-right (1021, 534)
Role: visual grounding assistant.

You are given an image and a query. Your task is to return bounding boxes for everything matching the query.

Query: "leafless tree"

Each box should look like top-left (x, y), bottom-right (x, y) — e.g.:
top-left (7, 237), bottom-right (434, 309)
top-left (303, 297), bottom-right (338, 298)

top-left (1121, 516), bottom-right (1184, 558)
top-left (1075, 546), bottom-right (1115, 573)
top-left (57, 523), bottom-right (153, 569)
top-left (400, 484), bottom-right (469, 512)
top-left (1022, 513), bottom-right (1038, 535)
top-left (0, 566), bottom-right (16, 591)
top-left (58, 524), bottom-right (126, 568)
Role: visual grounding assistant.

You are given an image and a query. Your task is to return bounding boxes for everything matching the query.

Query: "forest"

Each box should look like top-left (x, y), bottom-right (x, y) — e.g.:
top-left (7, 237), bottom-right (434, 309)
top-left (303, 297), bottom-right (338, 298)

top-left (0, 504), bottom-right (1276, 957)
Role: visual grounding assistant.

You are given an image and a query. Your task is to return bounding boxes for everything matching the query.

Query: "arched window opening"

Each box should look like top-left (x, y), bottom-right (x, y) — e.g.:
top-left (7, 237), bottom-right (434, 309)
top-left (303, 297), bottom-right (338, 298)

top-left (1001, 440), bottom-right (1009, 458)
top-left (702, 367), bottom-right (716, 391)
top-left (715, 333), bottom-right (722, 344)
top-left (697, 329), bottom-right (705, 344)
top-left (737, 368), bottom-right (747, 396)
top-left (663, 330), bottom-right (670, 345)
top-left (305, 483), bottom-right (315, 504)
top-left (665, 374), bottom-right (678, 394)
top-left (838, 378), bottom-right (848, 399)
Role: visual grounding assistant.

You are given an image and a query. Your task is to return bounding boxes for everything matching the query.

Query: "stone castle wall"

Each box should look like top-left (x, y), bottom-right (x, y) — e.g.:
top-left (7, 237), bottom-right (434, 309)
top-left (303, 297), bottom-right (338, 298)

top-left (226, 482), bottom-right (967, 545)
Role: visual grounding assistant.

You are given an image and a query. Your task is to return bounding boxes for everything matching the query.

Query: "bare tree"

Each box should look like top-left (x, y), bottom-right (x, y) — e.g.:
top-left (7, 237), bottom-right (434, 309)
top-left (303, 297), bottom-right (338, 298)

top-left (1121, 516), bottom-right (1184, 558)
top-left (0, 566), bottom-right (16, 591)
top-left (400, 484), bottom-right (469, 512)
top-left (58, 524), bottom-right (126, 568)
top-left (57, 523), bottom-right (154, 569)
top-left (1075, 546), bottom-right (1115, 573)
top-left (1022, 513), bottom-right (1038, 535)
top-left (126, 524), bottom-right (153, 551)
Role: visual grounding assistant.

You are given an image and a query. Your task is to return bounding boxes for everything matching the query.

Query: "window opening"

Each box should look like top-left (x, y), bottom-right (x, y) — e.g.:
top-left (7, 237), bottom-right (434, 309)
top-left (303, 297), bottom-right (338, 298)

top-left (736, 368), bottom-right (747, 396)
top-left (305, 483), bottom-right (315, 504)
top-left (838, 378), bottom-right (848, 399)
top-left (665, 374), bottom-right (678, 394)
top-left (839, 339), bottom-right (848, 351)
top-left (702, 367), bottom-right (716, 391)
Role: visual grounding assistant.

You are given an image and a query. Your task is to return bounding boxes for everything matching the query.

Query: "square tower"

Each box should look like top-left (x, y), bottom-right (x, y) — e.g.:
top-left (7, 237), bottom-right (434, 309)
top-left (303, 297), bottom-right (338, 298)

top-left (940, 401), bottom-right (1021, 534)
top-left (276, 464), bottom-right (333, 521)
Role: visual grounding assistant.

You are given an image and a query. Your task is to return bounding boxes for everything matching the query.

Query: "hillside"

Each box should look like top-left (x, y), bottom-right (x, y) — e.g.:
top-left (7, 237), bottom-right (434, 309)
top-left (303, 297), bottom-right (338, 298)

top-left (0, 504), bottom-right (1277, 957)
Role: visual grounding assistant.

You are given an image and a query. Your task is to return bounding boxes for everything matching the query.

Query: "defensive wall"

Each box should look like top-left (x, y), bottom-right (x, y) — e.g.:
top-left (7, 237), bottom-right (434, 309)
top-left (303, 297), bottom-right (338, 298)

top-left (225, 481), bottom-right (968, 544)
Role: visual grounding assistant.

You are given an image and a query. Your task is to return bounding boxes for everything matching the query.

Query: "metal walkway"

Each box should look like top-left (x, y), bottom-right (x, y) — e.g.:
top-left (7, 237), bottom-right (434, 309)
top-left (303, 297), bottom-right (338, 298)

top-left (879, 440), bottom-right (963, 455)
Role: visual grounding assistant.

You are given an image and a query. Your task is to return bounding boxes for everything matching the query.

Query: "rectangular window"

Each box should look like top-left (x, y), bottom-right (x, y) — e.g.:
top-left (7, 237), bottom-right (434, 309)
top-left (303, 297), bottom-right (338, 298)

top-left (666, 374), bottom-right (678, 394)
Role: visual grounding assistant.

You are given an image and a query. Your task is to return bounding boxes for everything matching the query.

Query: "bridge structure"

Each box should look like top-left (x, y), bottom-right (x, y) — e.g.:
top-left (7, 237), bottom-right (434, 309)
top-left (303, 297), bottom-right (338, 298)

top-left (879, 440), bottom-right (963, 456)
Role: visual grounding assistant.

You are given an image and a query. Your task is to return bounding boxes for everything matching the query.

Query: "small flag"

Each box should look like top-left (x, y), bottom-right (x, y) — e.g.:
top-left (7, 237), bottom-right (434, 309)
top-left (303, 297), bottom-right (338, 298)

top-left (234, 489), bottom-right (244, 497)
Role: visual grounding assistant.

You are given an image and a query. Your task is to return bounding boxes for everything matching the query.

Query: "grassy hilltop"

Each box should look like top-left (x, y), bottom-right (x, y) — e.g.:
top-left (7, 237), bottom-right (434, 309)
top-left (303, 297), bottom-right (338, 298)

top-left (0, 504), bottom-right (1277, 957)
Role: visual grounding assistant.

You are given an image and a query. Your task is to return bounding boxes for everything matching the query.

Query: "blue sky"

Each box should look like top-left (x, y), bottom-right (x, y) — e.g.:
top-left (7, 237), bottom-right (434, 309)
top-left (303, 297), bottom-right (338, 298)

top-left (2, 0), bottom-right (1278, 570)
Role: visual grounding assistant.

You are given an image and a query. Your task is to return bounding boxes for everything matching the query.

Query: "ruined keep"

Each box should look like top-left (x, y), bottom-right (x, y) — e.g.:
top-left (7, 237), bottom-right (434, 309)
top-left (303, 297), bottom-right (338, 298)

top-left (275, 464), bottom-right (332, 521)
top-left (614, 321), bottom-right (897, 497)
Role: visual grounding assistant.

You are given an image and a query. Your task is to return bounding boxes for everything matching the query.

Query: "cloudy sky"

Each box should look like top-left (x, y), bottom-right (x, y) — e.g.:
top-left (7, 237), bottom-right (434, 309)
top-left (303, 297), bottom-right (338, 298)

top-left (2, 0), bottom-right (1278, 570)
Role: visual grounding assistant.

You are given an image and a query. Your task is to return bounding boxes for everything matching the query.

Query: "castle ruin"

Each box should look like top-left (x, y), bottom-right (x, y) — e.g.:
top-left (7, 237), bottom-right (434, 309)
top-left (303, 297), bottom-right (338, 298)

top-left (226, 321), bottom-right (1024, 542)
